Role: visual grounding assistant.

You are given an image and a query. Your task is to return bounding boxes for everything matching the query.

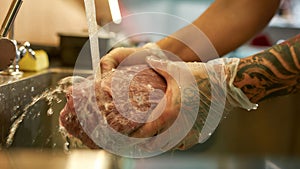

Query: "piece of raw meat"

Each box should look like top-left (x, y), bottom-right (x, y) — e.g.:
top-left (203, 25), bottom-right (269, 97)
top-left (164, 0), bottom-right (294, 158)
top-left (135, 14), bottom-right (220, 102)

top-left (59, 65), bottom-right (166, 148)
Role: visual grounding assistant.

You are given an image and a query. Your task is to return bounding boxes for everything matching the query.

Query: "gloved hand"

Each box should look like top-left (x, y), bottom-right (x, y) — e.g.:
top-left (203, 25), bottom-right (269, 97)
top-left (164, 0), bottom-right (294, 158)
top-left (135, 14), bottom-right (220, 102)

top-left (100, 47), bottom-right (136, 73)
top-left (100, 43), bottom-right (166, 73)
top-left (131, 56), bottom-right (258, 150)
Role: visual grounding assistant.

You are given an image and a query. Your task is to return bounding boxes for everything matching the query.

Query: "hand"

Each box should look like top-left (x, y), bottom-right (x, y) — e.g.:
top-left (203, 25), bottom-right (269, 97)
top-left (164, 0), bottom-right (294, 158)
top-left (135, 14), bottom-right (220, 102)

top-left (131, 56), bottom-right (258, 150)
top-left (100, 43), bottom-right (166, 73)
top-left (130, 56), bottom-right (207, 150)
top-left (100, 47), bottom-right (137, 73)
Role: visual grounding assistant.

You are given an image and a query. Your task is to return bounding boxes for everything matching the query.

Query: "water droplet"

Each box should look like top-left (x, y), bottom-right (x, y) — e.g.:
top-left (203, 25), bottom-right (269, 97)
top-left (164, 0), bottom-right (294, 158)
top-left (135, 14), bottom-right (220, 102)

top-left (247, 104), bottom-right (259, 111)
top-left (45, 137), bottom-right (51, 144)
top-left (56, 98), bottom-right (62, 103)
top-left (5, 77), bottom-right (74, 148)
top-left (47, 108), bottom-right (53, 116)
top-left (13, 105), bottom-right (19, 111)
top-left (64, 142), bottom-right (70, 150)
top-left (10, 115), bottom-right (18, 121)
top-left (64, 137), bottom-right (70, 152)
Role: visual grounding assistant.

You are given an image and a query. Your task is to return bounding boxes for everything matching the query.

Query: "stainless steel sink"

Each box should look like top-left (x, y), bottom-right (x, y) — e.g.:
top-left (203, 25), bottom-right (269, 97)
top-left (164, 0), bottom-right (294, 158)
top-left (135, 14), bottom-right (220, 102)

top-left (0, 68), bottom-right (92, 149)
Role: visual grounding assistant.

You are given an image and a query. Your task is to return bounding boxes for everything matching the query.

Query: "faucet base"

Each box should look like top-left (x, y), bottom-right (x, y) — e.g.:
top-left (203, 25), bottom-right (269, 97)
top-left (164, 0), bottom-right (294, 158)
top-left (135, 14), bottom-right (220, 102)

top-left (0, 65), bottom-right (23, 76)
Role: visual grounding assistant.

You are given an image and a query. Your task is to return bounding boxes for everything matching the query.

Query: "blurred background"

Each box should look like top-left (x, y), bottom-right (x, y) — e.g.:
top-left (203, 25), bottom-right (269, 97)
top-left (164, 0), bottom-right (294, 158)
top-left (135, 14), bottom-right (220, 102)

top-left (1, 0), bottom-right (300, 58)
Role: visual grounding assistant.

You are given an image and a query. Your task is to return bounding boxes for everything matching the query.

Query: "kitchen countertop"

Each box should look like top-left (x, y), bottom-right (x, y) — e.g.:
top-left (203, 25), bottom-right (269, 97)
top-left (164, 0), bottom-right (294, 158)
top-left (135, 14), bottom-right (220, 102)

top-left (1, 149), bottom-right (300, 169)
top-left (0, 68), bottom-right (92, 87)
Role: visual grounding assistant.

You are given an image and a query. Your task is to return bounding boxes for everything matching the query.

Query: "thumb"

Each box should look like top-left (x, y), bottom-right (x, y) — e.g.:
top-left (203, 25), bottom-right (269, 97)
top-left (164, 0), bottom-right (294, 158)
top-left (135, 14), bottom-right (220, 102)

top-left (146, 56), bottom-right (192, 87)
top-left (146, 55), bottom-right (179, 83)
top-left (146, 55), bottom-right (170, 79)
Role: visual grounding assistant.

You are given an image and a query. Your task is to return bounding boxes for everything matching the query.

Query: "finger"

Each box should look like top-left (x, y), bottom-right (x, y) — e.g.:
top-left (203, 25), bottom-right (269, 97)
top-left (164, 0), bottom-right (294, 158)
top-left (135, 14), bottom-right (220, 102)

top-left (130, 96), bottom-right (168, 138)
top-left (130, 56), bottom-right (182, 138)
top-left (174, 129), bottom-right (199, 150)
top-left (130, 99), bottom-right (177, 138)
top-left (146, 55), bottom-right (182, 108)
top-left (130, 118), bottom-right (164, 138)
top-left (100, 47), bottom-right (137, 73)
top-left (146, 55), bottom-right (173, 82)
top-left (100, 56), bottom-right (118, 73)
top-left (130, 117), bottom-right (177, 138)
top-left (146, 56), bottom-right (188, 85)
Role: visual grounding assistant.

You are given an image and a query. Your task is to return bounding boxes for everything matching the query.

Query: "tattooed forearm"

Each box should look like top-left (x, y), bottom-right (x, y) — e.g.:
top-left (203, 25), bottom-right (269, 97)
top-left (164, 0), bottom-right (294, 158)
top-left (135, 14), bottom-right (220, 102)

top-left (233, 34), bottom-right (300, 103)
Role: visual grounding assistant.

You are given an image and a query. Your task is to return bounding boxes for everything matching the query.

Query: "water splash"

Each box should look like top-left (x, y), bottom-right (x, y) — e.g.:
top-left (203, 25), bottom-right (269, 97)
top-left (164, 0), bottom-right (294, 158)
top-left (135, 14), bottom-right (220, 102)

top-left (5, 76), bottom-right (83, 148)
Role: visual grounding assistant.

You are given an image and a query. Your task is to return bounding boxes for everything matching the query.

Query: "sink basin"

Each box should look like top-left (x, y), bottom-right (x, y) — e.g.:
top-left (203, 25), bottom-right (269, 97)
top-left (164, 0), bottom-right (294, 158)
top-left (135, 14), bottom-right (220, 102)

top-left (0, 68), bottom-right (92, 149)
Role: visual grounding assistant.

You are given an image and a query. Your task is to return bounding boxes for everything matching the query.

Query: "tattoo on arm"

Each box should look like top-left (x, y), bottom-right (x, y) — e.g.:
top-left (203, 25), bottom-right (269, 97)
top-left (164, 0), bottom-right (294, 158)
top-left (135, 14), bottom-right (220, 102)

top-left (233, 34), bottom-right (300, 103)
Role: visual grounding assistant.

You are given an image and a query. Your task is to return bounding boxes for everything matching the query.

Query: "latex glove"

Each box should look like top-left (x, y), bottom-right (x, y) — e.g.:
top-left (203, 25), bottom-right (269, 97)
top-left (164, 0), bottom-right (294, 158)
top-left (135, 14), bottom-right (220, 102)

top-left (100, 43), bottom-right (166, 73)
top-left (131, 56), bottom-right (258, 150)
top-left (100, 47), bottom-right (136, 73)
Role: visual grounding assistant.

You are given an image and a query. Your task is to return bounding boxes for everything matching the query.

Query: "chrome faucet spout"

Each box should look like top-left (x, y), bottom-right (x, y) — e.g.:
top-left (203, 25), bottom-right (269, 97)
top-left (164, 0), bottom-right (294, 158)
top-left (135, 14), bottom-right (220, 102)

top-left (0, 0), bottom-right (24, 74)
top-left (0, 0), bottom-right (23, 38)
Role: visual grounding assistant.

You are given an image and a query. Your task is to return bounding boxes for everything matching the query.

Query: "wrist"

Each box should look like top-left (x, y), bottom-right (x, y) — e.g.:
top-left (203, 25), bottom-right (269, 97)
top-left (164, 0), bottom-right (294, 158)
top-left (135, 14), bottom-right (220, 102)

top-left (157, 24), bottom-right (219, 62)
top-left (220, 58), bottom-right (259, 110)
top-left (157, 37), bottom-right (199, 62)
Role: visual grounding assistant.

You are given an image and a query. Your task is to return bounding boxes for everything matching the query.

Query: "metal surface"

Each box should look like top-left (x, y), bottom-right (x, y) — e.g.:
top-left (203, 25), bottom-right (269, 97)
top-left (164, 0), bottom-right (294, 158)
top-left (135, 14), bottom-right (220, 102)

top-left (0, 68), bottom-right (91, 148)
top-left (0, 149), bottom-right (300, 169)
top-left (0, 38), bottom-right (17, 71)
top-left (1, 41), bottom-right (39, 75)
top-left (0, 0), bottom-right (23, 37)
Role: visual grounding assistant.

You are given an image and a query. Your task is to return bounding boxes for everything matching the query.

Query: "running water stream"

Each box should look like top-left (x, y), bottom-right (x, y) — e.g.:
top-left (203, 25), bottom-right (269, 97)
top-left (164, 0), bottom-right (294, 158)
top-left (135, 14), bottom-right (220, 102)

top-left (84, 0), bottom-right (101, 77)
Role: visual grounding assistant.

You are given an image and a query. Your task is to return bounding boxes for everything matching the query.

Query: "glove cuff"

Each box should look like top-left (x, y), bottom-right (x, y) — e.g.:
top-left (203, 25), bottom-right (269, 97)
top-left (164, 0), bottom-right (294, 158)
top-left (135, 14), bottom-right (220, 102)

top-left (197, 58), bottom-right (258, 143)
top-left (222, 58), bottom-right (258, 111)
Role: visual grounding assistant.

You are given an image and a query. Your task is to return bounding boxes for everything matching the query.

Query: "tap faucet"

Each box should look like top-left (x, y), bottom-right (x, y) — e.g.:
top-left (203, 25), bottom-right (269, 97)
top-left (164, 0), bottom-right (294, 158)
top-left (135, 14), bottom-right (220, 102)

top-left (0, 40), bottom-right (36, 75)
top-left (18, 42), bottom-right (36, 60)
top-left (0, 0), bottom-right (23, 38)
top-left (0, 38), bottom-right (17, 71)
top-left (0, 0), bottom-right (35, 75)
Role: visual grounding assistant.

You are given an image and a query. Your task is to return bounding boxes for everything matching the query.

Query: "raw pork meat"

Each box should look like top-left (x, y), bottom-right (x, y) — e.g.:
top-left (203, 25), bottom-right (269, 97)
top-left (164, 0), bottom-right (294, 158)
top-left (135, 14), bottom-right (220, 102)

top-left (59, 65), bottom-right (166, 148)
